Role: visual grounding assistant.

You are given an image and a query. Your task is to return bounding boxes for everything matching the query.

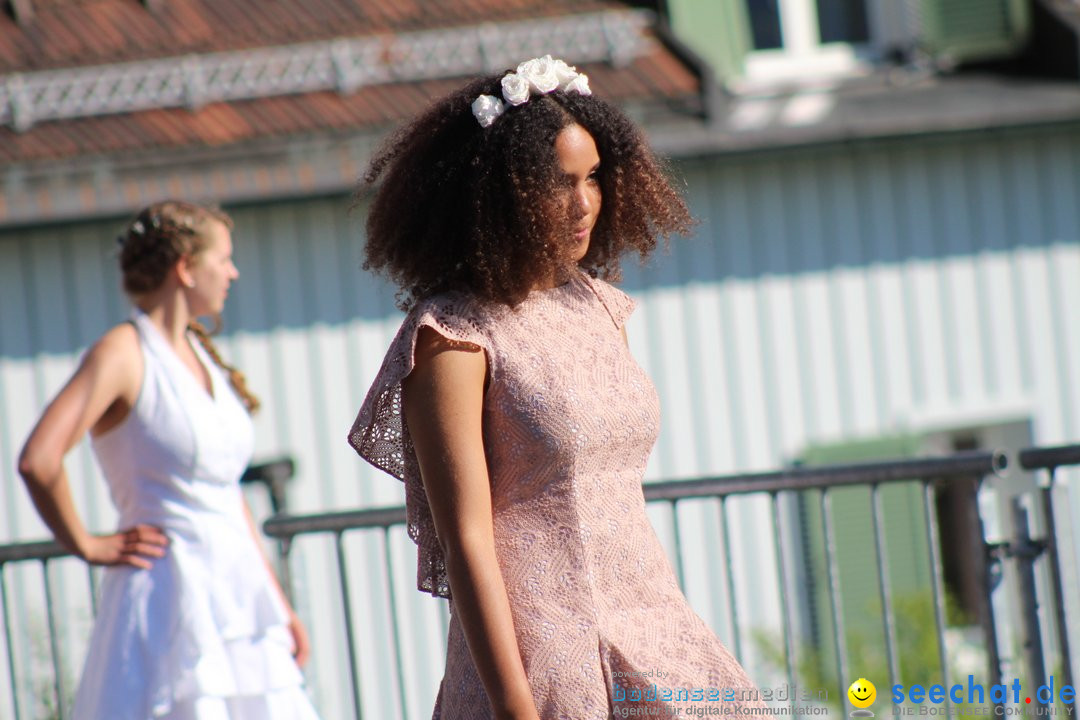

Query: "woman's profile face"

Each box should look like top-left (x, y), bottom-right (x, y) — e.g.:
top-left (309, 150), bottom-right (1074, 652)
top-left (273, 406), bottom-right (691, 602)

top-left (554, 123), bottom-right (601, 263)
top-left (184, 219), bottom-right (238, 316)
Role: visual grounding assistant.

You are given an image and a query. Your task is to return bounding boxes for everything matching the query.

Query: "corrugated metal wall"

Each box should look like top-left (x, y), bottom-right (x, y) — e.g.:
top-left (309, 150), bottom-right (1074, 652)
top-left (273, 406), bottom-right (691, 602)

top-left (1, 122), bottom-right (1078, 718)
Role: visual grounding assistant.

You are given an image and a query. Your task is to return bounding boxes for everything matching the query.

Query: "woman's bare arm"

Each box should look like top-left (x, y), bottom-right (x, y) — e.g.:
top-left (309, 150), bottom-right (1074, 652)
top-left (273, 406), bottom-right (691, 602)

top-left (402, 327), bottom-right (539, 720)
top-left (241, 498), bottom-right (311, 666)
top-left (17, 324), bottom-right (168, 566)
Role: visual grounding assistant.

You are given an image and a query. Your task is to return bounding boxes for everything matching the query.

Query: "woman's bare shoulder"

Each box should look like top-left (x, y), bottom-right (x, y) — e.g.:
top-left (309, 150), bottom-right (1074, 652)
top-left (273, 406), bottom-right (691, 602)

top-left (88, 321), bottom-right (140, 361)
top-left (72, 322), bottom-right (143, 390)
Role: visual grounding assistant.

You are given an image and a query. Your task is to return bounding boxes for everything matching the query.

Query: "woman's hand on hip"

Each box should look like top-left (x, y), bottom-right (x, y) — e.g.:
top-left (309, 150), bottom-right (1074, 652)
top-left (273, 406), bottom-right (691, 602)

top-left (81, 524), bottom-right (168, 568)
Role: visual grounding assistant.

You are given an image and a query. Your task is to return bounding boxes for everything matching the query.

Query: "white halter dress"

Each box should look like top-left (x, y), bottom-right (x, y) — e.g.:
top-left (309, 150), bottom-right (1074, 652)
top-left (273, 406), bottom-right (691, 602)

top-left (72, 310), bottom-right (320, 720)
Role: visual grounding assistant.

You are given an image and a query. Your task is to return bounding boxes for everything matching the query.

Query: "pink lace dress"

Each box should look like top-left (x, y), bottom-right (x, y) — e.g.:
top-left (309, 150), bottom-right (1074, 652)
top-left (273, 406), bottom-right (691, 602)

top-left (349, 272), bottom-right (771, 719)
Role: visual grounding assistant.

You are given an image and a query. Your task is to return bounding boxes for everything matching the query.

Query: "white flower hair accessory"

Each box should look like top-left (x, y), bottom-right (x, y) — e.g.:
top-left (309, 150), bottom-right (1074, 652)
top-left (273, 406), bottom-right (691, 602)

top-left (501, 72), bottom-right (531, 106)
top-left (471, 94), bottom-right (506, 128)
top-left (471, 55), bottom-right (592, 128)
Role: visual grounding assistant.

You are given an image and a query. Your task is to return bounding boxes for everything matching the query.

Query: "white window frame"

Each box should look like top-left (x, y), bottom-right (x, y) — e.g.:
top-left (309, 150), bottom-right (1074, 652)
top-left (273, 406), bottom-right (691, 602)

top-left (737, 0), bottom-right (895, 89)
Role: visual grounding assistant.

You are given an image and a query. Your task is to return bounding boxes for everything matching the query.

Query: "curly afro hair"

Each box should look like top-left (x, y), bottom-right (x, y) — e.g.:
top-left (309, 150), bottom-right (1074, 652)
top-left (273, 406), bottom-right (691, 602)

top-left (360, 72), bottom-right (693, 309)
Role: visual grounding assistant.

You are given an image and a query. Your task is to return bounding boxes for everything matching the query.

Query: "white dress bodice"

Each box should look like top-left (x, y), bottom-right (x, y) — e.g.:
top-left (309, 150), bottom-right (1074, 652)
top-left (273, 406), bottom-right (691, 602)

top-left (73, 310), bottom-right (315, 720)
top-left (92, 310), bottom-right (255, 534)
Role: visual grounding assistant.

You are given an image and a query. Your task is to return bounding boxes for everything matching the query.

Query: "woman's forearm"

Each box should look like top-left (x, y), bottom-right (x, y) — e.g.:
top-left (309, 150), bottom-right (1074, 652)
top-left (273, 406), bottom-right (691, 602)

top-left (402, 327), bottom-right (536, 717)
top-left (241, 496), bottom-right (291, 607)
top-left (20, 451), bottom-right (167, 569)
top-left (19, 464), bottom-right (93, 558)
top-left (240, 495), bottom-right (311, 666)
top-left (443, 530), bottom-right (539, 720)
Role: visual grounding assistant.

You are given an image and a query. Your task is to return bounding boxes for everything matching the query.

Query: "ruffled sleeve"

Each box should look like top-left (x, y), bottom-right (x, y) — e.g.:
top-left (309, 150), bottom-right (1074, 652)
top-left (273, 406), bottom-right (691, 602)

top-left (581, 273), bottom-right (636, 329)
top-left (347, 293), bottom-right (491, 598)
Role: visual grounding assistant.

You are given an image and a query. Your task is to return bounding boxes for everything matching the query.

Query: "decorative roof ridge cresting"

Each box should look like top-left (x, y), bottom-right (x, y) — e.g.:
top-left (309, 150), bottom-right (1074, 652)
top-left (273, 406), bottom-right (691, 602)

top-left (0, 9), bottom-right (652, 132)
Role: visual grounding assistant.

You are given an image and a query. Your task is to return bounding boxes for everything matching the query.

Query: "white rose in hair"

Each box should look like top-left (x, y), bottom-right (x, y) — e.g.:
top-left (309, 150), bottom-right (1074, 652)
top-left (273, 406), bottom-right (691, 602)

top-left (516, 56), bottom-right (559, 94)
top-left (551, 58), bottom-right (579, 86)
top-left (471, 94), bottom-right (505, 128)
top-left (501, 72), bottom-right (531, 106)
top-left (564, 74), bottom-right (592, 96)
top-left (514, 56), bottom-right (543, 78)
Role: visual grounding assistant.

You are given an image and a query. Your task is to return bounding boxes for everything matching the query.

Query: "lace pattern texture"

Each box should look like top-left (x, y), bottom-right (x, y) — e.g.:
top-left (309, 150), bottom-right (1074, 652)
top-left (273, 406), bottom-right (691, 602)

top-left (348, 271), bottom-right (773, 718)
top-left (348, 290), bottom-right (490, 597)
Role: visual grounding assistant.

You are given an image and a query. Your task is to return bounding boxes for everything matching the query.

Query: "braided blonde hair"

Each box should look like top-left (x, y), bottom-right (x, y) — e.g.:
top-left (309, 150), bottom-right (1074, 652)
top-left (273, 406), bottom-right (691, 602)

top-left (188, 319), bottom-right (261, 414)
top-left (118, 200), bottom-right (261, 414)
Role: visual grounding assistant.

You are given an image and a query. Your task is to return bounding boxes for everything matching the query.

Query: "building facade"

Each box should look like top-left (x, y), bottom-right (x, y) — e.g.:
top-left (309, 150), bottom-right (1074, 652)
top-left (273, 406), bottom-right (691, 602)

top-left (2, 1), bottom-right (1079, 717)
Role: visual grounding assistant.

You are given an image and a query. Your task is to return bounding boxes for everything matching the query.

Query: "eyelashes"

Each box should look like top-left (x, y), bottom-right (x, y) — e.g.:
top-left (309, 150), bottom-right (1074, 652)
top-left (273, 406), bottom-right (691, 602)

top-left (560, 165), bottom-right (601, 186)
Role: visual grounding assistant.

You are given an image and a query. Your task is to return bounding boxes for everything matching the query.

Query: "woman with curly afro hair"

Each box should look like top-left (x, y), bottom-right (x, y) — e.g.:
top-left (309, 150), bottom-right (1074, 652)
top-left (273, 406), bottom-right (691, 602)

top-left (349, 57), bottom-right (772, 720)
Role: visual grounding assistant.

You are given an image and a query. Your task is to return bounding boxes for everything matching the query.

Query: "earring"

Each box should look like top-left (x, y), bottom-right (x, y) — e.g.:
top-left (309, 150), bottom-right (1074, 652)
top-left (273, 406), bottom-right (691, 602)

top-left (185, 279), bottom-right (196, 289)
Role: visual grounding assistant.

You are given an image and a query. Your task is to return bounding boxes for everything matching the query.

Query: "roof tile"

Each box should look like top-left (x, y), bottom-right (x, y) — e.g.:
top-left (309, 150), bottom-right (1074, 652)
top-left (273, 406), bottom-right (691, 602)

top-left (0, 2), bottom-right (702, 165)
top-left (0, 50), bottom-right (698, 164)
top-left (0, 0), bottom-right (618, 71)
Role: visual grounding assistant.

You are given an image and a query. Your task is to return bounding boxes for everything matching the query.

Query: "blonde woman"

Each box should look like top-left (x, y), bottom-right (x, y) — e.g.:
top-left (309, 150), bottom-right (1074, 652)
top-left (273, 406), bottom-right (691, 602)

top-left (19, 201), bottom-right (320, 720)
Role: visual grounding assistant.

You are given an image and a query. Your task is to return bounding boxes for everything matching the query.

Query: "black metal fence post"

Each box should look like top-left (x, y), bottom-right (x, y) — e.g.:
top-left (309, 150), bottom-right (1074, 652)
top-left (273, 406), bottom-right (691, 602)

top-left (1009, 498), bottom-right (1048, 705)
top-left (1019, 444), bottom-right (1080, 718)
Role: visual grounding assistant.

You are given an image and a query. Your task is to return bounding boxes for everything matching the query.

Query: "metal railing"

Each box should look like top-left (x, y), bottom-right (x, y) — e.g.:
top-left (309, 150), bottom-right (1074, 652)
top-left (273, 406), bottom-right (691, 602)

top-left (2, 447), bottom-right (1077, 720)
top-left (1016, 444), bottom-right (1080, 715)
top-left (260, 448), bottom-right (1078, 719)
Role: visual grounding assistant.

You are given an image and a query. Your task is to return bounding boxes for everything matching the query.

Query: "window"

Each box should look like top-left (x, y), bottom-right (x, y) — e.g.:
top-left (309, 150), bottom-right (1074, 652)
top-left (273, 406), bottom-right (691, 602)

top-left (816, 0), bottom-right (870, 44)
top-left (668, 0), bottom-right (1029, 91)
top-left (740, 0), bottom-right (881, 86)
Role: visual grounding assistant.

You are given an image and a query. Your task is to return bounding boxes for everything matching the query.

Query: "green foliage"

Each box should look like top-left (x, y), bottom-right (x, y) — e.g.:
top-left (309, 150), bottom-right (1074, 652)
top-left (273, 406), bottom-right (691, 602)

top-left (26, 612), bottom-right (73, 720)
top-left (753, 591), bottom-right (983, 714)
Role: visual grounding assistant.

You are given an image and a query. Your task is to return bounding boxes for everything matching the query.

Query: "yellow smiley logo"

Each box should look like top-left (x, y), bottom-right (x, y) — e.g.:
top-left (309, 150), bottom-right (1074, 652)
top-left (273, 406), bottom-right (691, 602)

top-left (848, 678), bottom-right (876, 708)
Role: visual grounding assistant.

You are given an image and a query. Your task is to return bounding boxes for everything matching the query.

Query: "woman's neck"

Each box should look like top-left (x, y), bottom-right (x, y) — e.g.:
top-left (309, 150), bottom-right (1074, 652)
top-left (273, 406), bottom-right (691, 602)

top-left (531, 265), bottom-right (577, 292)
top-left (135, 291), bottom-right (192, 347)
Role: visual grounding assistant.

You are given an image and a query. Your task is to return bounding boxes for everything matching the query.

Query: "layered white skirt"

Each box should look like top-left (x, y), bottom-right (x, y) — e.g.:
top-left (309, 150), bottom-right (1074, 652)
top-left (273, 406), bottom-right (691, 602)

top-left (71, 523), bottom-right (319, 720)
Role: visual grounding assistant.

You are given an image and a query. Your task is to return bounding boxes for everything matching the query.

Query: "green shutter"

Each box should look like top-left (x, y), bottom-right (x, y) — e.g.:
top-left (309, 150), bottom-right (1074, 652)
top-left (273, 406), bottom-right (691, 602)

top-left (666, 0), bottom-right (752, 85)
top-left (800, 435), bottom-right (923, 466)
top-left (917, 0), bottom-right (1032, 65)
top-left (796, 435), bottom-right (931, 684)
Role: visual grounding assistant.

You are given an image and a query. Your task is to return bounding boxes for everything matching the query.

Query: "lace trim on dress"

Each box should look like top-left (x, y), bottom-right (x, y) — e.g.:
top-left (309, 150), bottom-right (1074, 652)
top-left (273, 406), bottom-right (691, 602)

top-left (347, 293), bottom-right (492, 598)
